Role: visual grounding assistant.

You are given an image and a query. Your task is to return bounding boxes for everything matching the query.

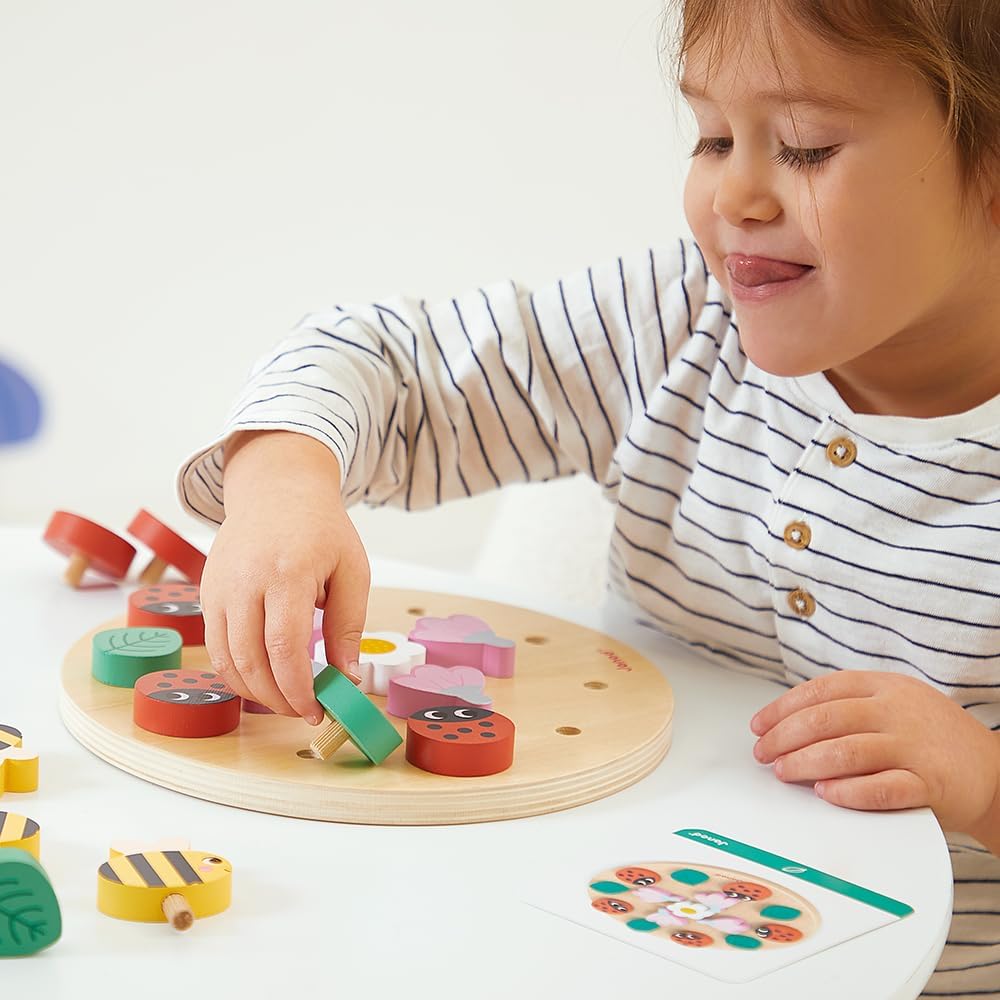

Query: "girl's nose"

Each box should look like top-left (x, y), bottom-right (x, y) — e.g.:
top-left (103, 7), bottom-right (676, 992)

top-left (712, 154), bottom-right (782, 226)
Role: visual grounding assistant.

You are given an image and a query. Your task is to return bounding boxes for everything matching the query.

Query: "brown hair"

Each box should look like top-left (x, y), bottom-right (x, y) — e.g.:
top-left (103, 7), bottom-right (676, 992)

top-left (663, 0), bottom-right (1000, 206)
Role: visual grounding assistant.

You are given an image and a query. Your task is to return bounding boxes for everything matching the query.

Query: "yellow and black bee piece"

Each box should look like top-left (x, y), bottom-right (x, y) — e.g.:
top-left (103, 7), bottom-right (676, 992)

top-left (0, 724), bottom-right (39, 796)
top-left (97, 849), bottom-right (232, 931)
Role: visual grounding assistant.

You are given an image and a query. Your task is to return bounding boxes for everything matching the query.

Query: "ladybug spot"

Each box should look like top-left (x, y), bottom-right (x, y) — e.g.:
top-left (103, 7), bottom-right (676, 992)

top-left (443, 734), bottom-right (459, 741)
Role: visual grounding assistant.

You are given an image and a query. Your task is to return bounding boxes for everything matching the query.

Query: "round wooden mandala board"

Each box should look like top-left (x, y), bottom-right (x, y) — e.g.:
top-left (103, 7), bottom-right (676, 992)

top-left (59, 588), bottom-right (674, 825)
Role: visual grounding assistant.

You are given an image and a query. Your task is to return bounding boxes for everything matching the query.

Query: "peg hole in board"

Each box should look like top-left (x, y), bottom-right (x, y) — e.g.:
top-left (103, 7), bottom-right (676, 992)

top-left (406, 607), bottom-right (425, 616)
top-left (584, 681), bottom-right (608, 690)
top-left (525, 635), bottom-right (549, 645)
top-left (556, 726), bottom-right (582, 736)
top-left (296, 748), bottom-right (318, 760)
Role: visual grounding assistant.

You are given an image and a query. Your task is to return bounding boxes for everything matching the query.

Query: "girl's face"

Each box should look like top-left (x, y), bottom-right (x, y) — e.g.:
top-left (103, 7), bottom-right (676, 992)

top-left (682, 14), bottom-right (1000, 413)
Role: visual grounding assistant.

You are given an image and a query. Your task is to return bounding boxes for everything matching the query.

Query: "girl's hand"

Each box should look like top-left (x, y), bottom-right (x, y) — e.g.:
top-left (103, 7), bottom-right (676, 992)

top-left (750, 671), bottom-right (1000, 836)
top-left (199, 431), bottom-right (370, 725)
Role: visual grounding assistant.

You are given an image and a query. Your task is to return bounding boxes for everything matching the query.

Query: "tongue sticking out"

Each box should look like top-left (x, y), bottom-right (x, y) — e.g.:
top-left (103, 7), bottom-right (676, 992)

top-left (730, 257), bottom-right (812, 287)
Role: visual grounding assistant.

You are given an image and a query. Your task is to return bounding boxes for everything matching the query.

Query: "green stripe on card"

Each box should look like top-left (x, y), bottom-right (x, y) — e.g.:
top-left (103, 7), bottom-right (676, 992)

top-left (673, 828), bottom-right (914, 917)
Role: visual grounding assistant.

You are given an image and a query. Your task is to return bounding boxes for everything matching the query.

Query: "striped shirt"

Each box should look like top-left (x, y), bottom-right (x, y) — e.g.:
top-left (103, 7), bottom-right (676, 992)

top-left (178, 238), bottom-right (1000, 996)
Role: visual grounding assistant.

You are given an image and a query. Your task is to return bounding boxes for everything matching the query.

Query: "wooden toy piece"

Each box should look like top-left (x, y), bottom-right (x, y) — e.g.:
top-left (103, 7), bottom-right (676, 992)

top-left (91, 627), bottom-right (183, 687)
top-left (97, 849), bottom-right (232, 930)
top-left (387, 664), bottom-right (492, 719)
top-left (357, 630), bottom-right (426, 696)
top-left (0, 847), bottom-right (62, 956)
top-left (310, 666), bottom-right (403, 763)
top-left (126, 509), bottom-right (208, 585)
top-left (43, 510), bottom-right (136, 587)
top-left (0, 725), bottom-right (38, 796)
top-left (405, 706), bottom-right (515, 777)
top-left (110, 838), bottom-right (190, 858)
top-left (133, 670), bottom-right (241, 738)
top-left (409, 614), bottom-right (516, 678)
top-left (127, 584), bottom-right (204, 646)
top-left (0, 812), bottom-right (41, 858)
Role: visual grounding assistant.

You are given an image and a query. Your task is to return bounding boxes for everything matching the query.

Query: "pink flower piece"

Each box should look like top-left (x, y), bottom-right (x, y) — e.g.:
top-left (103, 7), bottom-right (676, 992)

top-left (386, 664), bottom-right (492, 719)
top-left (633, 887), bottom-right (681, 904)
top-left (648, 906), bottom-right (688, 928)
top-left (695, 891), bottom-right (739, 912)
top-left (408, 615), bottom-right (515, 678)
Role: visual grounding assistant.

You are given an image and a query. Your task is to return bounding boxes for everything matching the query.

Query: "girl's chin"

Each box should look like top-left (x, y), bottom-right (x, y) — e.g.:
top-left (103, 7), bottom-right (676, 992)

top-left (737, 336), bottom-right (828, 379)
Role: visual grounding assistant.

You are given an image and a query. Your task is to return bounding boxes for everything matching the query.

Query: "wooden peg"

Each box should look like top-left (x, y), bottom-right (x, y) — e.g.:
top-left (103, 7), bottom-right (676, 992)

top-left (126, 509), bottom-right (207, 585)
top-left (310, 667), bottom-right (402, 764)
top-left (43, 511), bottom-right (136, 587)
top-left (97, 849), bottom-right (232, 928)
top-left (162, 893), bottom-right (194, 930)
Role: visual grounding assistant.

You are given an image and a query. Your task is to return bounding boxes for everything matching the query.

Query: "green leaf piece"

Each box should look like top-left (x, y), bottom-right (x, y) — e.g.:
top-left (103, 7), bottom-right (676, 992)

top-left (91, 628), bottom-right (183, 688)
top-left (0, 848), bottom-right (61, 956)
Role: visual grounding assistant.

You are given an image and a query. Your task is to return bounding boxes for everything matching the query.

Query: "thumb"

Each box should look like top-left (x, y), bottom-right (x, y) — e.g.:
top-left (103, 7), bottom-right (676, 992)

top-left (321, 558), bottom-right (370, 684)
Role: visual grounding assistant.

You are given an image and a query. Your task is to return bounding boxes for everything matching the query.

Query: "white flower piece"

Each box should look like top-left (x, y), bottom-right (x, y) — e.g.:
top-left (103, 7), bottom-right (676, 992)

top-left (357, 631), bottom-right (427, 696)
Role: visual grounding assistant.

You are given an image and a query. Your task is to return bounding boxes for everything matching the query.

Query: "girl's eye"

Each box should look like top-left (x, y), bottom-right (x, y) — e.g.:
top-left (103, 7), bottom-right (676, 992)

top-left (690, 136), bottom-right (839, 171)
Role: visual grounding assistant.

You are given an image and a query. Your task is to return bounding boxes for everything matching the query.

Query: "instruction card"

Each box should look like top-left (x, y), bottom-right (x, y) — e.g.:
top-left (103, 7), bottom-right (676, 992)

top-left (527, 827), bottom-right (913, 984)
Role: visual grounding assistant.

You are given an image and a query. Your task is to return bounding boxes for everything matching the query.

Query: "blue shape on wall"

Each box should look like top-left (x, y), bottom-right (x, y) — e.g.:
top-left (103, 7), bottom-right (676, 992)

top-left (0, 359), bottom-right (42, 445)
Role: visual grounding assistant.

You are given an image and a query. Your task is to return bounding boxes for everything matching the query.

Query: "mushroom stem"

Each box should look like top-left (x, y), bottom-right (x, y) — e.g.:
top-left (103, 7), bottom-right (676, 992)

top-left (64, 552), bottom-right (89, 588)
top-left (139, 555), bottom-right (169, 585)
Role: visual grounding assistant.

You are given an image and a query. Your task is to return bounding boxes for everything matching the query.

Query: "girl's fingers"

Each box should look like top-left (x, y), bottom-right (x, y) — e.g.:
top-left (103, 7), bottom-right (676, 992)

top-left (203, 593), bottom-right (258, 705)
top-left (815, 769), bottom-right (930, 812)
top-left (227, 595), bottom-right (297, 716)
top-left (263, 583), bottom-right (326, 725)
top-left (773, 733), bottom-right (899, 784)
top-left (321, 551), bottom-right (371, 683)
top-left (751, 671), bottom-right (879, 736)
top-left (754, 697), bottom-right (881, 764)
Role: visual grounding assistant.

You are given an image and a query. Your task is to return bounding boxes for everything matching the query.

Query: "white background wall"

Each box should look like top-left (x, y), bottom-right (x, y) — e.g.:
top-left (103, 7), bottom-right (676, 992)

top-left (1, 0), bottom-right (695, 602)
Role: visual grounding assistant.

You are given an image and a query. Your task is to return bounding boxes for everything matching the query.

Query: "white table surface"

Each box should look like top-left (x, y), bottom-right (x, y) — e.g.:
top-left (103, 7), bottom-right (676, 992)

top-left (1, 525), bottom-right (951, 998)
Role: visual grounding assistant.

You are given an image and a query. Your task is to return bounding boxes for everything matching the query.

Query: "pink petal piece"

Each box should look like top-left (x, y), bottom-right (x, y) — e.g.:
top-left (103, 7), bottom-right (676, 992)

top-left (705, 916), bottom-right (750, 934)
top-left (648, 907), bottom-right (688, 928)
top-left (408, 615), bottom-right (515, 678)
top-left (386, 664), bottom-right (492, 719)
top-left (696, 892), bottom-right (738, 911)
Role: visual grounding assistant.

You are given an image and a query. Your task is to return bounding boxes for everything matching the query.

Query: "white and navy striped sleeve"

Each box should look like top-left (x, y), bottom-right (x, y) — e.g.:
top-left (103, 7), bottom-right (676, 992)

top-left (176, 239), bottom-right (712, 524)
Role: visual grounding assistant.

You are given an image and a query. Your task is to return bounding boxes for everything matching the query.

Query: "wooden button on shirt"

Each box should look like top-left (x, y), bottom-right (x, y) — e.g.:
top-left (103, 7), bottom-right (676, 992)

top-left (787, 589), bottom-right (816, 618)
top-left (783, 522), bottom-right (811, 550)
top-left (826, 437), bottom-right (857, 467)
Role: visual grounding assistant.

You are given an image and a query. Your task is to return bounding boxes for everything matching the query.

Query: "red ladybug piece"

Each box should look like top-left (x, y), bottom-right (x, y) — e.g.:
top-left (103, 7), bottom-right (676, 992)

top-left (127, 585), bottom-right (204, 646)
top-left (127, 509), bottom-right (207, 585)
top-left (405, 706), bottom-right (514, 777)
top-left (755, 923), bottom-right (803, 943)
top-left (134, 669), bottom-right (241, 738)
top-left (671, 931), bottom-right (714, 948)
top-left (43, 511), bottom-right (136, 586)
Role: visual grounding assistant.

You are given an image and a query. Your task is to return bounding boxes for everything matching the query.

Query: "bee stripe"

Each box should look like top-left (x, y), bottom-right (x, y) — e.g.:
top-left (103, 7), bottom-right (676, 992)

top-left (163, 851), bottom-right (203, 885)
top-left (0, 725), bottom-right (22, 750)
top-left (129, 853), bottom-right (166, 888)
top-left (0, 811), bottom-right (36, 842)
top-left (106, 855), bottom-right (148, 887)
top-left (99, 862), bottom-right (123, 884)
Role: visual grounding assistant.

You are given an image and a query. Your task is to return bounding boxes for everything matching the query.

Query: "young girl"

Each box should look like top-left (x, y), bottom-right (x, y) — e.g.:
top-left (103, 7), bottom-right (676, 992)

top-left (178, 1), bottom-right (999, 994)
